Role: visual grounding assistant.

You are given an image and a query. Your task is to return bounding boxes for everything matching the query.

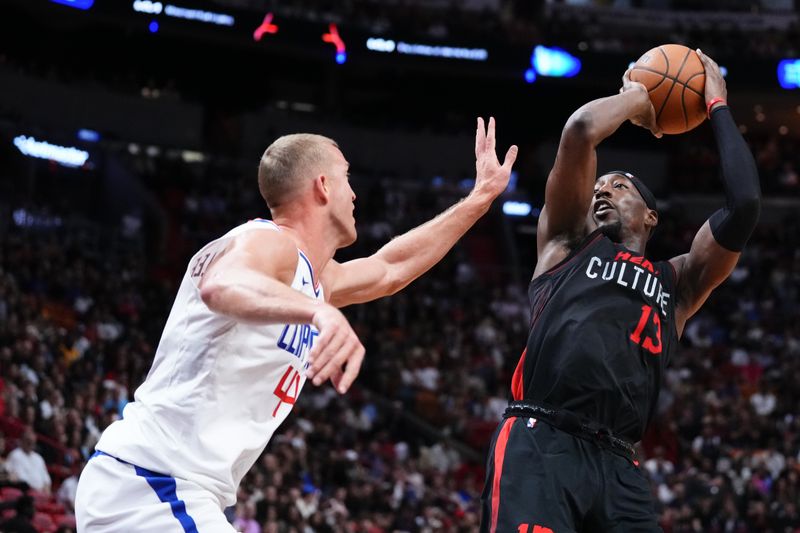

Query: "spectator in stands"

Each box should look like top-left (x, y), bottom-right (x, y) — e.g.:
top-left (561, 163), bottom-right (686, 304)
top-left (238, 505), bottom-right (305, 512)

top-left (1, 135), bottom-right (800, 529)
top-left (0, 431), bottom-right (12, 483)
top-left (0, 494), bottom-right (36, 533)
top-left (232, 501), bottom-right (259, 533)
top-left (5, 428), bottom-right (51, 494)
top-left (56, 462), bottom-right (81, 514)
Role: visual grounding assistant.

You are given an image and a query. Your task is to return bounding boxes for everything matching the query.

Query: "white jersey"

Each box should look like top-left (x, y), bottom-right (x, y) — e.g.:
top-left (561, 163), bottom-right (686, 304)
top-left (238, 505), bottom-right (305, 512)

top-left (95, 219), bottom-right (323, 507)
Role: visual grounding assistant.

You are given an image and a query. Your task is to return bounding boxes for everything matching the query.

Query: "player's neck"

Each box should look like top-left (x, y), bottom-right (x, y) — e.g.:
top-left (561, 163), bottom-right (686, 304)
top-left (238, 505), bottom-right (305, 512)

top-left (601, 223), bottom-right (647, 255)
top-left (271, 213), bottom-right (338, 275)
top-left (620, 234), bottom-right (647, 255)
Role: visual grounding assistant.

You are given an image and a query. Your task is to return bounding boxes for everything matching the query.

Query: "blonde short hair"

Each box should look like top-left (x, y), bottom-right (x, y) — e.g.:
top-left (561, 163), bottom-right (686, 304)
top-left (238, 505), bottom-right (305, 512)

top-left (257, 133), bottom-right (337, 208)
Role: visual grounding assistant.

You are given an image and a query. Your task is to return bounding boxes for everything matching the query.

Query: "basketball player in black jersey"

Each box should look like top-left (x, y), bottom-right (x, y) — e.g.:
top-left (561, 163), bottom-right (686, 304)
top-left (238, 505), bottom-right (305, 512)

top-left (480, 51), bottom-right (760, 533)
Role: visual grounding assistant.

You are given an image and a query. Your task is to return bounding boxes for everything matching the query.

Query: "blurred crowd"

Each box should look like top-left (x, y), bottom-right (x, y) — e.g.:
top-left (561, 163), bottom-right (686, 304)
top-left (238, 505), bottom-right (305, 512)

top-left (0, 0), bottom-right (798, 529)
top-left (670, 129), bottom-right (800, 196)
top-left (1, 131), bottom-right (800, 532)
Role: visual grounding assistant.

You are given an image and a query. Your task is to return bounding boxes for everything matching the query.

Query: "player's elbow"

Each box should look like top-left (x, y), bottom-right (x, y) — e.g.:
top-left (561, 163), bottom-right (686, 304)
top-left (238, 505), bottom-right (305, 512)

top-left (710, 195), bottom-right (761, 252)
top-left (728, 179), bottom-right (761, 225)
top-left (383, 271), bottom-right (408, 296)
top-left (200, 282), bottom-right (227, 312)
top-left (736, 196), bottom-right (761, 229)
top-left (562, 111), bottom-right (595, 148)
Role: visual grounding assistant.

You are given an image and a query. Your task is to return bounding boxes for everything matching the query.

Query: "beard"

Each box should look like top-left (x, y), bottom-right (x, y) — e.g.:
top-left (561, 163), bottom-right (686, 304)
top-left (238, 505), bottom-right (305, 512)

top-left (598, 220), bottom-right (623, 243)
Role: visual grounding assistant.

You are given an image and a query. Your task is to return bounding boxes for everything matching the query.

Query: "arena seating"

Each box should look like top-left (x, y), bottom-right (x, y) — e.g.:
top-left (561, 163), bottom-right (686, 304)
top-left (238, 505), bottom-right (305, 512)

top-left (1, 141), bottom-right (799, 529)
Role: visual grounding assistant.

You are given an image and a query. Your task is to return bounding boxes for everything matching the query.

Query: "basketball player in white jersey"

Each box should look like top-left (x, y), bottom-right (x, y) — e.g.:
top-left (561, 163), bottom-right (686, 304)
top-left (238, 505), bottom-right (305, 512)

top-left (75, 118), bottom-right (517, 532)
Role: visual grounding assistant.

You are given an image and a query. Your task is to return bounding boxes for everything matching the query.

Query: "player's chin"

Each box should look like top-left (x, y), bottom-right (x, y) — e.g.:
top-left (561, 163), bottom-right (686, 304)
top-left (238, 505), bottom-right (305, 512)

top-left (598, 220), bottom-right (624, 242)
top-left (344, 226), bottom-right (357, 246)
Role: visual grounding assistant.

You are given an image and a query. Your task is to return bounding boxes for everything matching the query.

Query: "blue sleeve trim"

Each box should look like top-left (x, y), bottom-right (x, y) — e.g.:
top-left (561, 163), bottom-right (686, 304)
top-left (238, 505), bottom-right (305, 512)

top-left (297, 251), bottom-right (322, 297)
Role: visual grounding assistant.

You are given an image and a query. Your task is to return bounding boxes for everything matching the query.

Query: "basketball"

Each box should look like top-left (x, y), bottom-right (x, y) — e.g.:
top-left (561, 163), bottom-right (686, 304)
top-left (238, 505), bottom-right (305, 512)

top-left (630, 44), bottom-right (706, 135)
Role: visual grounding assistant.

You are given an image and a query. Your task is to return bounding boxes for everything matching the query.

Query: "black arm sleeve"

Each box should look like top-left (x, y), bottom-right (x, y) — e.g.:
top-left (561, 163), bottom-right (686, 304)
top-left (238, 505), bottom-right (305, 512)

top-left (707, 105), bottom-right (761, 252)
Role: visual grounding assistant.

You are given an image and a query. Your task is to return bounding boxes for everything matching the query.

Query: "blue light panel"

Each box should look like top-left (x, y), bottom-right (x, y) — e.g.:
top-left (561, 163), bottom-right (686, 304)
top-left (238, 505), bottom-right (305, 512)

top-left (50, 0), bottom-right (94, 9)
top-left (533, 45), bottom-right (581, 78)
top-left (778, 59), bottom-right (800, 89)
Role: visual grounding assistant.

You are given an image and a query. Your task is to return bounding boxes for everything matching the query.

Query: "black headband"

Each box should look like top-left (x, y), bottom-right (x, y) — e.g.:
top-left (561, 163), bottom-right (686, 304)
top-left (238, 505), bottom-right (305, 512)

top-left (604, 170), bottom-right (658, 212)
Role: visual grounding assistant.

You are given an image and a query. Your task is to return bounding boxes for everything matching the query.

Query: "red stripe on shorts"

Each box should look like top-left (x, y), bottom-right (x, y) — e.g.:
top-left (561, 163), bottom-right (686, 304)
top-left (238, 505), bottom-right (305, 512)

top-left (510, 348), bottom-right (527, 400)
top-left (490, 417), bottom-right (515, 533)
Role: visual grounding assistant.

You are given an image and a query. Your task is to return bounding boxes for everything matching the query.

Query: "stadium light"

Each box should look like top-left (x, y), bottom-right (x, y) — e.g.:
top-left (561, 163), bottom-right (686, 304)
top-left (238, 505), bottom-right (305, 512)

top-left (164, 5), bottom-right (233, 26)
top-left (13, 209), bottom-right (63, 229)
top-left (395, 42), bottom-right (487, 61)
top-left (13, 135), bottom-right (89, 168)
top-left (366, 38), bottom-right (396, 53)
top-left (507, 170), bottom-right (519, 192)
top-left (366, 37), bottom-right (487, 61)
top-left (322, 24), bottom-right (346, 64)
top-left (133, 0), bottom-right (162, 15)
top-left (77, 129), bottom-right (100, 142)
top-left (133, 2), bottom-right (234, 26)
top-left (50, 0), bottom-right (94, 9)
top-left (253, 13), bottom-right (278, 41)
top-left (533, 45), bottom-right (581, 78)
top-left (778, 59), bottom-right (800, 89)
top-left (502, 201), bottom-right (533, 217)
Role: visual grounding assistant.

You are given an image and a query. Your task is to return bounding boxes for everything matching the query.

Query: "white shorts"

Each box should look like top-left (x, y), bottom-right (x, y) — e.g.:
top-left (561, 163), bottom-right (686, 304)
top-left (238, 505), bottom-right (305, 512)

top-left (75, 451), bottom-right (235, 533)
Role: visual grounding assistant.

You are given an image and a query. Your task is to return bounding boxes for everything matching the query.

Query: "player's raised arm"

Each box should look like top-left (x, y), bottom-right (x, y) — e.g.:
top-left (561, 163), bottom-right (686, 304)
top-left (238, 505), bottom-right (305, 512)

top-left (321, 117), bottom-right (518, 308)
top-left (534, 74), bottom-right (661, 277)
top-left (670, 50), bottom-right (761, 333)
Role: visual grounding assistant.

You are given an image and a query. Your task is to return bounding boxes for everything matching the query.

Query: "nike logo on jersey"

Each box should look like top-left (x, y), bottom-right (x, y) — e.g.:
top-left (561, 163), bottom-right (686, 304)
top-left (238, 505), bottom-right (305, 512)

top-left (302, 277), bottom-right (321, 298)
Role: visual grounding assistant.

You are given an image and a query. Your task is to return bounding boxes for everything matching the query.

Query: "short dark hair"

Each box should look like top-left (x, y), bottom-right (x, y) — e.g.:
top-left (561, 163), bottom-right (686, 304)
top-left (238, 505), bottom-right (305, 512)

top-left (257, 134), bottom-right (337, 208)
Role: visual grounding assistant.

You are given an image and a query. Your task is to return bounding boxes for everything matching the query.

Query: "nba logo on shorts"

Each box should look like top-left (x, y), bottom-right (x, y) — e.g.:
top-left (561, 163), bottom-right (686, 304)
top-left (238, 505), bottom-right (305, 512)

top-left (527, 417), bottom-right (537, 428)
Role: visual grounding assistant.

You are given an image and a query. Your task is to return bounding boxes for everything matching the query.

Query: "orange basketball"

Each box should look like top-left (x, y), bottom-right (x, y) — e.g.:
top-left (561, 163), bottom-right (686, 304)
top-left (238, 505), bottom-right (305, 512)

top-left (629, 44), bottom-right (706, 135)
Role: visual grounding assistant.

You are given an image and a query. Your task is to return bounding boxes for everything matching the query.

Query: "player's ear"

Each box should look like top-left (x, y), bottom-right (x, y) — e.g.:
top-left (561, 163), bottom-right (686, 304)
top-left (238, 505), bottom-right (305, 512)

top-left (645, 209), bottom-right (658, 233)
top-left (313, 174), bottom-right (330, 204)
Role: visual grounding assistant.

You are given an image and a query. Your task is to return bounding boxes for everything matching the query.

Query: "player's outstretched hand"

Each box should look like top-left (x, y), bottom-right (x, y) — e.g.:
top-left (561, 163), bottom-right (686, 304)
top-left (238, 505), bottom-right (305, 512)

top-left (473, 117), bottom-right (518, 200)
top-left (306, 304), bottom-right (365, 394)
top-left (621, 69), bottom-right (662, 138)
top-left (695, 49), bottom-right (727, 109)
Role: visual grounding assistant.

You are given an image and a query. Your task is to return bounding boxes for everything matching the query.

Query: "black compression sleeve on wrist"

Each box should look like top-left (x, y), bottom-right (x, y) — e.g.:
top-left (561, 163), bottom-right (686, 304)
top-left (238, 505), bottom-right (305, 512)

top-left (707, 106), bottom-right (761, 252)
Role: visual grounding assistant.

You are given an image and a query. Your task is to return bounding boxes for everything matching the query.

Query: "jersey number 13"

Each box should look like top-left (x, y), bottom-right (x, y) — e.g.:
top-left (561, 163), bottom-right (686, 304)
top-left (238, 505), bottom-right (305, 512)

top-left (630, 304), bottom-right (662, 355)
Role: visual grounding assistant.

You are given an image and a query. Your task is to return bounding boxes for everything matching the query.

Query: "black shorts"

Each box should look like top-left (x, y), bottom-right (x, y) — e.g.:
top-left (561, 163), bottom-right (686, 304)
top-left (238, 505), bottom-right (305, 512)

top-left (480, 417), bottom-right (661, 533)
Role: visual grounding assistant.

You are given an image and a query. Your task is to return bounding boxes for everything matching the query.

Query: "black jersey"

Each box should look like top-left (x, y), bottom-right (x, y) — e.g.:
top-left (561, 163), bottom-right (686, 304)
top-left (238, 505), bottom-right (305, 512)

top-left (511, 228), bottom-right (679, 442)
